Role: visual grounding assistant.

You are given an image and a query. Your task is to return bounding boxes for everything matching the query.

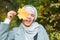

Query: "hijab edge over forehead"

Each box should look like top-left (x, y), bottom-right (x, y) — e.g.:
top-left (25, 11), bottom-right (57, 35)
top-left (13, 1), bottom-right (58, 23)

top-left (23, 5), bottom-right (38, 21)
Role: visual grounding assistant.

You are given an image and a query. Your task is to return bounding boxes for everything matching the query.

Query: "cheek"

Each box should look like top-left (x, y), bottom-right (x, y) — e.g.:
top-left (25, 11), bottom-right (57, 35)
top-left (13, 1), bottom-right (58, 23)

top-left (22, 17), bottom-right (34, 26)
top-left (31, 17), bottom-right (34, 21)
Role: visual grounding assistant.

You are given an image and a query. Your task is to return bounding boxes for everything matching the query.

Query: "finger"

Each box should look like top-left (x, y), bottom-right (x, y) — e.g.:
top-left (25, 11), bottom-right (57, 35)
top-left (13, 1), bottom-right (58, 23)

top-left (10, 10), bottom-right (17, 16)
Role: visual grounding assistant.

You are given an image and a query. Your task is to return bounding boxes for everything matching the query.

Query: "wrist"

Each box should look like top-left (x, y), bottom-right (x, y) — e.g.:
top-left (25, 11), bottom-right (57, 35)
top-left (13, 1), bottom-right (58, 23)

top-left (4, 18), bottom-right (11, 24)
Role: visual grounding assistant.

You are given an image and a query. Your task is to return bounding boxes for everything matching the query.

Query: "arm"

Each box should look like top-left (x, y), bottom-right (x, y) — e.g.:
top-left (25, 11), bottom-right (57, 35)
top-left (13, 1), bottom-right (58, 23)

top-left (0, 20), bottom-right (10, 40)
top-left (7, 27), bottom-right (18, 40)
top-left (38, 24), bottom-right (49, 40)
top-left (0, 22), bottom-right (16, 40)
top-left (0, 10), bottom-right (16, 40)
top-left (42, 26), bottom-right (49, 40)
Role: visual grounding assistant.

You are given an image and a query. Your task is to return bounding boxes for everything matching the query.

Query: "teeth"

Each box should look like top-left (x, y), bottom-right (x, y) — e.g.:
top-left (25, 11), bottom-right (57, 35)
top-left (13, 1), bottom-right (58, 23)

top-left (26, 20), bottom-right (30, 22)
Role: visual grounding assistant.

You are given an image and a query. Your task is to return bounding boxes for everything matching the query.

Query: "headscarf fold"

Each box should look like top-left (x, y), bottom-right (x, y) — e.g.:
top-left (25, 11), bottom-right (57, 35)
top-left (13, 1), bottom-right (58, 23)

top-left (20, 22), bottom-right (39, 40)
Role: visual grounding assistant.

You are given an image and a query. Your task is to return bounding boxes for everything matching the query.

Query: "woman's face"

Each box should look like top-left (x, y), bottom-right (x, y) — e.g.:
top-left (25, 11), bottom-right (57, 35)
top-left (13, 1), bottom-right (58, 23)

top-left (22, 10), bottom-right (34, 27)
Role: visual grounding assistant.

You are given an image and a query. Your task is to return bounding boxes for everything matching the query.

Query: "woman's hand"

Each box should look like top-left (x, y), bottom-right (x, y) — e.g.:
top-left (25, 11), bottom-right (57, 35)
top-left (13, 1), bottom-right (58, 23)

top-left (7, 10), bottom-right (17, 20)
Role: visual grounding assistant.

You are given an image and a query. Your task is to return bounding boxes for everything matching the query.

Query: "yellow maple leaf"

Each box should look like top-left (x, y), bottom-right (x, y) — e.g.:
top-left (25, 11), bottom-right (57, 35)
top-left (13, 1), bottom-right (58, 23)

top-left (17, 7), bottom-right (28, 20)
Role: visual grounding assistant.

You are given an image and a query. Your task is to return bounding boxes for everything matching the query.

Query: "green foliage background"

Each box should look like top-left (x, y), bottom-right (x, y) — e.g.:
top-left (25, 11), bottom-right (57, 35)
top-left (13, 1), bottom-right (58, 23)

top-left (0, 0), bottom-right (60, 40)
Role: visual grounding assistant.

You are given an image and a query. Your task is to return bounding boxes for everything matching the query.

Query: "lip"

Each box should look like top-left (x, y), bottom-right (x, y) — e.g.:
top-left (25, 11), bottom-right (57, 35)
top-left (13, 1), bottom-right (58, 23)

top-left (25, 20), bottom-right (31, 24)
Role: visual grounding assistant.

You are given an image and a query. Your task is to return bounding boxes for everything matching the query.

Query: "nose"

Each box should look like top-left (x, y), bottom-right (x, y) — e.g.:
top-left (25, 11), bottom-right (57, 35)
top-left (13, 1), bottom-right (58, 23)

top-left (27, 15), bottom-right (31, 19)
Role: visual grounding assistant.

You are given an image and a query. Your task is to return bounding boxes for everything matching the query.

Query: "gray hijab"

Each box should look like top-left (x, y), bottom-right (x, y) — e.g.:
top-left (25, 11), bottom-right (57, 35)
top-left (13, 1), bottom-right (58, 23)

top-left (20, 22), bottom-right (39, 40)
top-left (23, 5), bottom-right (38, 21)
top-left (20, 5), bottom-right (39, 40)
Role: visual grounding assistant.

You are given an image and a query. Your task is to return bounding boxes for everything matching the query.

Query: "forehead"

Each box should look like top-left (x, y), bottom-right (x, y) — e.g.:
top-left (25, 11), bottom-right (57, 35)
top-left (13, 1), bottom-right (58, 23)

top-left (26, 10), bottom-right (34, 15)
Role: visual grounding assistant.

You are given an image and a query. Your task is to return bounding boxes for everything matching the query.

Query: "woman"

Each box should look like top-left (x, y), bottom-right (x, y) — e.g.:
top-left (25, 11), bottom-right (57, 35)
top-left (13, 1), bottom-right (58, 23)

top-left (0, 5), bottom-right (49, 40)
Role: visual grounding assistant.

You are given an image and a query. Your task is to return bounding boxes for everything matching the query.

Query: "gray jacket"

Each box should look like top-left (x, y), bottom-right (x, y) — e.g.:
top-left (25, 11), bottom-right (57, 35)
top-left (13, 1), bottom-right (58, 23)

top-left (0, 22), bottom-right (49, 40)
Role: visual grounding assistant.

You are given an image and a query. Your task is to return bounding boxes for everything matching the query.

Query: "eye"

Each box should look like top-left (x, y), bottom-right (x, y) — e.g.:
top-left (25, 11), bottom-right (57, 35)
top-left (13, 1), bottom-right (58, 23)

top-left (31, 14), bottom-right (34, 17)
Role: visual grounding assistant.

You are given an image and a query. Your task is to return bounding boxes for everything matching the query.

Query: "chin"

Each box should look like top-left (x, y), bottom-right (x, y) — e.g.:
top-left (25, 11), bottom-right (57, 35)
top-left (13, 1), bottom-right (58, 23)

top-left (22, 20), bottom-right (33, 27)
top-left (24, 23), bottom-right (31, 27)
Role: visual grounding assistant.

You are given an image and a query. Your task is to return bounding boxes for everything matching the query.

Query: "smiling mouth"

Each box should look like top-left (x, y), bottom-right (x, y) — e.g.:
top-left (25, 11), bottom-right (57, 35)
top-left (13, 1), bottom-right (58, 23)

top-left (26, 20), bottom-right (31, 23)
